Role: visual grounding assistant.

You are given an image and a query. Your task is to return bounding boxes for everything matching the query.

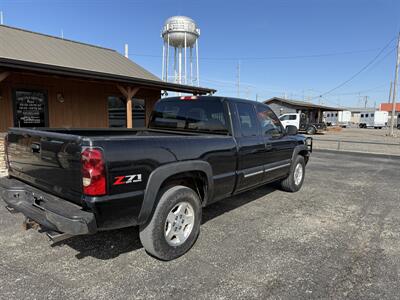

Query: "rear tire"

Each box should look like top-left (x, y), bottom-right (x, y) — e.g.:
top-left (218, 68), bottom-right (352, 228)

top-left (139, 185), bottom-right (202, 261)
top-left (306, 126), bottom-right (316, 135)
top-left (279, 156), bottom-right (305, 192)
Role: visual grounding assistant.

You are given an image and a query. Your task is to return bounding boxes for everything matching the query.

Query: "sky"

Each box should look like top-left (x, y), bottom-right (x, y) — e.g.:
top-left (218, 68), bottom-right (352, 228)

top-left (1, 0), bottom-right (400, 107)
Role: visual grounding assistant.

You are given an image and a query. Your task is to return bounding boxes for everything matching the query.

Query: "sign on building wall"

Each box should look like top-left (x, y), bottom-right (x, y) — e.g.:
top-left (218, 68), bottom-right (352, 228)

top-left (13, 89), bottom-right (48, 127)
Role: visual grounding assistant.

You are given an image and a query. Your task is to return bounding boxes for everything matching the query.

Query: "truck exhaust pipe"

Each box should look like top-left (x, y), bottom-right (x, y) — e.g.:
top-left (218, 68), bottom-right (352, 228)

top-left (46, 231), bottom-right (72, 243)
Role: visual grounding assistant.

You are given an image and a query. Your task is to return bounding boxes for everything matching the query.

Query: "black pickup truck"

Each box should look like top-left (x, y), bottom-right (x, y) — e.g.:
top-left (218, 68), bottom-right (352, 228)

top-left (0, 96), bottom-right (312, 260)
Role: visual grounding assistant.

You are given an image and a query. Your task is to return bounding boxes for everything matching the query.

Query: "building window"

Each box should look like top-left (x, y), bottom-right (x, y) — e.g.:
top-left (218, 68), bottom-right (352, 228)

top-left (108, 96), bottom-right (126, 127)
top-left (133, 99), bottom-right (146, 128)
top-left (108, 96), bottom-right (146, 128)
top-left (13, 89), bottom-right (48, 127)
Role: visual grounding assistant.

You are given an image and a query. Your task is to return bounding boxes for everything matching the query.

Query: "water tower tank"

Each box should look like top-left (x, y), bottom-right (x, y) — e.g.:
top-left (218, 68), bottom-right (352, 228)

top-left (161, 16), bottom-right (201, 87)
top-left (162, 16), bottom-right (200, 48)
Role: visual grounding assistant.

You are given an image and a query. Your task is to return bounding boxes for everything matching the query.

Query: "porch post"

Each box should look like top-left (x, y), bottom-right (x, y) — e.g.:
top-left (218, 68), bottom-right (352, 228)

top-left (117, 85), bottom-right (140, 128)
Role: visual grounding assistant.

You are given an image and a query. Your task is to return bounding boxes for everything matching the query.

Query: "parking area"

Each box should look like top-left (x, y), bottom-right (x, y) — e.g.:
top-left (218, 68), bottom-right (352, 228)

top-left (310, 128), bottom-right (400, 156)
top-left (0, 151), bottom-right (399, 299)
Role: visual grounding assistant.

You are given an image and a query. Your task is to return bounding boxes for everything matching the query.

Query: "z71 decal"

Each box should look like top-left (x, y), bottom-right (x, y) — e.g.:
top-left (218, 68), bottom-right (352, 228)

top-left (113, 174), bottom-right (142, 185)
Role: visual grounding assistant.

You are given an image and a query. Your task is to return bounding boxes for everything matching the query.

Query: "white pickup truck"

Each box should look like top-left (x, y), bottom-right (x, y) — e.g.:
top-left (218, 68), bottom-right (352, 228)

top-left (279, 113), bottom-right (327, 135)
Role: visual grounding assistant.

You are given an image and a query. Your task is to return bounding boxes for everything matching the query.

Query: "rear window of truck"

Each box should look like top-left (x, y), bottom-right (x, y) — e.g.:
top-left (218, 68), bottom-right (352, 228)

top-left (149, 100), bottom-right (229, 134)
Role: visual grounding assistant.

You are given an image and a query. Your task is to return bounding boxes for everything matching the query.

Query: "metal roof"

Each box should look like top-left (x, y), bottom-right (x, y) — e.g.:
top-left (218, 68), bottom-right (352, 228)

top-left (0, 25), bottom-right (215, 95)
top-left (264, 97), bottom-right (341, 111)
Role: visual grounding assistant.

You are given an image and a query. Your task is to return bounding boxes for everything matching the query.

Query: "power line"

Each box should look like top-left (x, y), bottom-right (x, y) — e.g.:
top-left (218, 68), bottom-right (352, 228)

top-left (313, 36), bottom-right (397, 99)
top-left (328, 83), bottom-right (389, 96)
top-left (129, 48), bottom-right (380, 62)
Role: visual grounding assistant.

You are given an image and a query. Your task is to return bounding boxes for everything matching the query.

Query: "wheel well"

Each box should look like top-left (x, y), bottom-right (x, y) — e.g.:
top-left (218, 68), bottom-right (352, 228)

top-left (298, 149), bottom-right (309, 164)
top-left (159, 171), bottom-right (208, 204)
top-left (306, 125), bottom-right (316, 133)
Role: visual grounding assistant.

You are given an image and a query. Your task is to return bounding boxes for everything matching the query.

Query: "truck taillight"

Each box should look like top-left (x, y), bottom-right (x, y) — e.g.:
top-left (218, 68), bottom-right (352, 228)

top-left (81, 148), bottom-right (106, 196)
top-left (180, 96), bottom-right (198, 100)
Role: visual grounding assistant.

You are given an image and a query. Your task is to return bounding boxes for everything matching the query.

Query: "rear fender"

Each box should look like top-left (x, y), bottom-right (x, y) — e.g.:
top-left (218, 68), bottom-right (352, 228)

top-left (138, 160), bottom-right (214, 225)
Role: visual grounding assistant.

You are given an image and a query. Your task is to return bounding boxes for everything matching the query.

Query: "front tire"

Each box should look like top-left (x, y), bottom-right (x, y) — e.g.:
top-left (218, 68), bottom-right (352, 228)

top-left (139, 185), bottom-right (202, 260)
top-left (279, 156), bottom-right (305, 192)
top-left (306, 126), bottom-right (316, 135)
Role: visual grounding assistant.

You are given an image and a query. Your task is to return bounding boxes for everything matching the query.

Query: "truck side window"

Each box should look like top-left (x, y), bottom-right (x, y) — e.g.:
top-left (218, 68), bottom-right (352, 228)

top-left (289, 115), bottom-right (297, 120)
top-left (256, 105), bottom-right (284, 137)
top-left (236, 103), bottom-right (258, 137)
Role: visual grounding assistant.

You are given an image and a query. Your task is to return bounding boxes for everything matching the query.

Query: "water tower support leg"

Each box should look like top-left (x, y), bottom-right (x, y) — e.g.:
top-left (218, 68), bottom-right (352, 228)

top-left (174, 47), bottom-right (177, 83)
top-left (179, 47), bottom-right (182, 84)
top-left (190, 47), bottom-right (193, 85)
top-left (162, 43), bottom-right (165, 81)
top-left (166, 35), bottom-right (170, 82)
top-left (184, 33), bottom-right (187, 84)
top-left (196, 39), bottom-right (200, 86)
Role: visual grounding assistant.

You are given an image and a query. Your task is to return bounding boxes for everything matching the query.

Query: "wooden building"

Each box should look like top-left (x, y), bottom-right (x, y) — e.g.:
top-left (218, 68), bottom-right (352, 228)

top-left (0, 25), bottom-right (215, 132)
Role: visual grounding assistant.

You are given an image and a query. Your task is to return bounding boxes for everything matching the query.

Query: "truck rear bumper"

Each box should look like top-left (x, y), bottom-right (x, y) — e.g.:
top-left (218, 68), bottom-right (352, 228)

top-left (0, 177), bottom-right (97, 235)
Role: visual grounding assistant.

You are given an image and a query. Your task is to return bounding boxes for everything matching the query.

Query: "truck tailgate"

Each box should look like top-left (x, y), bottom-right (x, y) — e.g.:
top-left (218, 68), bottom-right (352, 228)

top-left (6, 128), bottom-right (83, 204)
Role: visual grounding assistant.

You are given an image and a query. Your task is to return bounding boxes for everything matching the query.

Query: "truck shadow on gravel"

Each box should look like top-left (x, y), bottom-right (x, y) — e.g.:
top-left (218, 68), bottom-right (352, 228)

top-left (55, 185), bottom-right (277, 260)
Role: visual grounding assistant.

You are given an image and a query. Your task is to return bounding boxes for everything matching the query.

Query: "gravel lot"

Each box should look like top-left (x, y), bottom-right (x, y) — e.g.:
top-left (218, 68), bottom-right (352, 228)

top-left (0, 151), bottom-right (399, 300)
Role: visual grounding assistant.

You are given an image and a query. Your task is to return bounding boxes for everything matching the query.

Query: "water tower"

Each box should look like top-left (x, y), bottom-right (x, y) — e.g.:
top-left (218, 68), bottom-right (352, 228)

top-left (161, 16), bottom-right (200, 86)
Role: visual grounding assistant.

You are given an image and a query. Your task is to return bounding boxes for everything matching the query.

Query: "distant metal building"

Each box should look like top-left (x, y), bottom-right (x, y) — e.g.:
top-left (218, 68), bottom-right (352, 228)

top-left (264, 97), bottom-right (340, 123)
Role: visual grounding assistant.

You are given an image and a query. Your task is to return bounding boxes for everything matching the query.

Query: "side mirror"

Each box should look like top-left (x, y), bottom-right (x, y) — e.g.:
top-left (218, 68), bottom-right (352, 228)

top-left (286, 125), bottom-right (298, 135)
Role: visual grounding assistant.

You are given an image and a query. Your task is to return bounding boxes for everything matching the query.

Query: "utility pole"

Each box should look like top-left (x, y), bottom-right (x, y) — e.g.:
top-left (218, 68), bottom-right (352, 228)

top-left (364, 96), bottom-right (368, 108)
top-left (236, 61), bottom-right (241, 97)
top-left (0, 11), bottom-right (3, 25)
top-left (388, 81), bottom-right (393, 102)
top-left (389, 32), bottom-right (400, 136)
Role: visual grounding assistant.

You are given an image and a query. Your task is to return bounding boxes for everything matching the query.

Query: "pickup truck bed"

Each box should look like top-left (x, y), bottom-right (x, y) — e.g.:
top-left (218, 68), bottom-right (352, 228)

top-left (1, 96), bottom-right (312, 260)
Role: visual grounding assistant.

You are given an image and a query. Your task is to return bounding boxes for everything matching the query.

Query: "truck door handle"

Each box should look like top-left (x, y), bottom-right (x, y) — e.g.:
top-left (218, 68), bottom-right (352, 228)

top-left (249, 149), bottom-right (260, 154)
top-left (31, 143), bottom-right (41, 153)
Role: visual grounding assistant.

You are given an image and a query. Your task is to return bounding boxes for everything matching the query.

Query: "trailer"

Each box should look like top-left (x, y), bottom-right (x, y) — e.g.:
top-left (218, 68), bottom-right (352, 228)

top-left (324, 110), bottom-right (351, 127)
top-left (359, 111), bottom-right (388, 129)
top-left (397, 113), bottom-right (400, 129)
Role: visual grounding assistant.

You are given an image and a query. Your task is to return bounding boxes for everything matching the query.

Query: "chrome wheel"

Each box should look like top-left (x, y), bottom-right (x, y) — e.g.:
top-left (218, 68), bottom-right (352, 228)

top-left (294, 163), bottom-right (303, 185)
top-left (164, 201), bottom-right (195, 246)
